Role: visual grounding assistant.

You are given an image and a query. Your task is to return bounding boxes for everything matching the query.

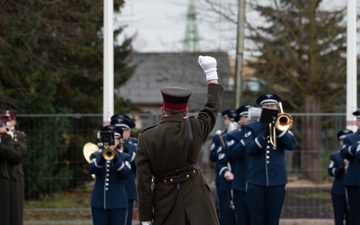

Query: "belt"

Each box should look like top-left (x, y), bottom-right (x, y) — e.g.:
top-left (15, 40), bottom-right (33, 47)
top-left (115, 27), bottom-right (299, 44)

top-left (155, 168), bottom-right (198, 185)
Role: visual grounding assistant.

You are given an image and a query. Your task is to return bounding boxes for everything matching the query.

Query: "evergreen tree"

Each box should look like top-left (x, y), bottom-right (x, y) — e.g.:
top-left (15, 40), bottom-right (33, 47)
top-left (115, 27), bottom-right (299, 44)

top-left (0, 0), bottom-right (137, 197)
top-left (247, 0), bottom-right (347, 181)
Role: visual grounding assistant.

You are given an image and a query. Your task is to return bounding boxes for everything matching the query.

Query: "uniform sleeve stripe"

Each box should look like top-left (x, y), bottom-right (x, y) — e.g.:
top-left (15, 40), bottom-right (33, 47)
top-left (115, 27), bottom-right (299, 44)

top-left (117, 162), bottom-right (125, 171)
top-left (348, 147), bottom-right (354, 156)
top-left (240, 139), bottom-right (245, 146)
top-left (278, 130), bottom-right (286, 138)
top-left (92, 158), bottom-right (102, 168)
top-left (219, 167), bottom-right (228, 176)
top-left (255, 137), bottom-right (262, 148)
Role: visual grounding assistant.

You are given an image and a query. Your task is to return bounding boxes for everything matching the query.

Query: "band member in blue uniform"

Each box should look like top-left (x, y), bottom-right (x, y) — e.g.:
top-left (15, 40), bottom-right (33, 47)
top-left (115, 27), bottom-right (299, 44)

top-left (111, 115), bottom-right (137, 225)
top-left (328, 129), bottom-right (352, 225)
top-left (340, 110), bottom-right (360, 225)
top-left (217, 104), bottom-right (255, 225)
top-left (244, 93), bottom-right (296, 225)
top-left (88, 125), bottom-right (132, 225)
top-left (210, 109), bottom-right (237, 225)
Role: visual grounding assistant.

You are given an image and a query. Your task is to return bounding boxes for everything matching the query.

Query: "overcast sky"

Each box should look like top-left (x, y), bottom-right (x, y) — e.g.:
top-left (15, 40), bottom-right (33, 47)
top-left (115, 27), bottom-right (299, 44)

top-left (118, 0), bottom-right (238, 55)
top-left (118, 0), bottom-right (350, 56)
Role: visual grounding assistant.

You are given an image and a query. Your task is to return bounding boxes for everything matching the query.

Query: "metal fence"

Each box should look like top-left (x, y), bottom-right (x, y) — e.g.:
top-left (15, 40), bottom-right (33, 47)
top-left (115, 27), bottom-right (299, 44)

top-left (18, 112), bottom-right (347, 220)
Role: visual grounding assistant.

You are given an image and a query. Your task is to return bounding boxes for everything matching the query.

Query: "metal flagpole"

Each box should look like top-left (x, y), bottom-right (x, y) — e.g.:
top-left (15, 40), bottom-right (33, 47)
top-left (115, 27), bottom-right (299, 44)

top-left (103, 0), bottom-right (114, 125)
top-left (346, 0), bottom-right (357, 131)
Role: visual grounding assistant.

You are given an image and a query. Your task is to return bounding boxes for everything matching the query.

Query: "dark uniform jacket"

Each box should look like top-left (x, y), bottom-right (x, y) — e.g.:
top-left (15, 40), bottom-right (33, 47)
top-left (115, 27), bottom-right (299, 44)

top-left (123, 140), bottom-right (137, 200)
top-left (212, 132), bottom-right (232, 193)
top-left (217, 128), bottom-right (248, 192)
top-left (136, 83), bottom-right (223, 225)
top-left (14, 130), bottom-right (27, 225)
top-left (340, 129), bottom-right (360, 187)
top-left (244, 121), bottom-right (296, 186)
top-left (0, 133), bottom-right (22, 225)
top-left (328, 151), bottom-right (346, 195)
top-left (88, 150), bottom-right (131, 209)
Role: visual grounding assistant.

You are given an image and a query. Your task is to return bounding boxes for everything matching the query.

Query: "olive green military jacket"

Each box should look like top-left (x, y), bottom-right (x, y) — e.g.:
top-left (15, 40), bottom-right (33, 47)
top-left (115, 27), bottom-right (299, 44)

top-left (136, 83), bottom-right (223, 225)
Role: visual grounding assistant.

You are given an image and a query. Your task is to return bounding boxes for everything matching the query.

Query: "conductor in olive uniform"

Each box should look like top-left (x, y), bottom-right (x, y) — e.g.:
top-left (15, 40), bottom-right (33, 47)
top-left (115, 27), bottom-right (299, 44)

top-left (0, 119), bottom-right (22, 225)
top-left (244, 93), bottom-right (296, 225)
top-left (340, 110), bottom-right (360, 225)
top-left (88, 125), bottom-right (132, 225)
top-left (136, 55), bottom-right (223, 225)
top-left (328, 129), bottom-right (352, 225)
top-left (0, 110), bottom-right (27, 225)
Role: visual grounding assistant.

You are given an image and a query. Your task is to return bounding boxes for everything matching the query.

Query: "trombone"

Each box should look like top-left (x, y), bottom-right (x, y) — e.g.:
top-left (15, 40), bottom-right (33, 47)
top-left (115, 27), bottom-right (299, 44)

top-left (269, 102), bottom-right (293, 149)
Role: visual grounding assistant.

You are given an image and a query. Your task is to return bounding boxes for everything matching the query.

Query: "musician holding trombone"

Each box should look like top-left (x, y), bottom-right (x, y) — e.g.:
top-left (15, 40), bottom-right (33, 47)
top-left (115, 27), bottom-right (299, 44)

top-left (243, 93), bottom-right (296, 225)
top-left (88, 125), bottom-right (132, 225)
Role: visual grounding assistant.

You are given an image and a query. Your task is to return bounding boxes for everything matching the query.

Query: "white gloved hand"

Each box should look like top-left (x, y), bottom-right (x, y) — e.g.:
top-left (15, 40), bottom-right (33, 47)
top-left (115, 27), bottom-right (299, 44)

top-left (141, 221), bottom-right (152, 225)
top-left (198, 55), bottom-right (218, 81)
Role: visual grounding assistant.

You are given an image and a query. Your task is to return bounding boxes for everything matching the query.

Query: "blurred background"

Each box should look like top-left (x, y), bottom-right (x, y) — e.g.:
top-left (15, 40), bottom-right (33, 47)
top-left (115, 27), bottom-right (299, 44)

top-left (0, 0), bottom-right (359, 224)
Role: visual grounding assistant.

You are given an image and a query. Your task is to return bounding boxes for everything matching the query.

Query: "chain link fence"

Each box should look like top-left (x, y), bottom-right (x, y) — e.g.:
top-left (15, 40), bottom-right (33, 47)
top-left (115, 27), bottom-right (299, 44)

top-left (18, 112), bottom-right (347, 221)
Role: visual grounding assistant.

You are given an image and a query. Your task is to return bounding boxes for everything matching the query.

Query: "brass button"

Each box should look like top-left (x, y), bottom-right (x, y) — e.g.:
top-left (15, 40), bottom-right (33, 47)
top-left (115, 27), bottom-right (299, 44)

top-left (193, 170), bottom-right (196, 173)
top-left (170, 179), bottom-right (173, 182)
top-left (186, 174), bottom-right (190, 178)
top-left (164, 180), bottom-right (167, 183)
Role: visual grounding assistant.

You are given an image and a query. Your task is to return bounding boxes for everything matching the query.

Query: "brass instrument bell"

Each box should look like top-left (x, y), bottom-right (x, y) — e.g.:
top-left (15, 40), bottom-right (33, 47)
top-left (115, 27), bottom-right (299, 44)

top-left (275, 102), bottom-right (293, 131)
top-left (83, 142), bottom-right (99, 163)
top-left (269, 102), bottom-right (293, 149)
top-left (102, 145), bottom-right (116, 161)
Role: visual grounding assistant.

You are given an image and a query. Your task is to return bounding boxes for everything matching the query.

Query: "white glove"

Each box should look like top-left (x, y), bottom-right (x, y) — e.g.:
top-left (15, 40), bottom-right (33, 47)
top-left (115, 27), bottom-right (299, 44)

top-left (141, 221), bottom-right (152, 225)
top-left (198, 55), bottom-right (218, 81)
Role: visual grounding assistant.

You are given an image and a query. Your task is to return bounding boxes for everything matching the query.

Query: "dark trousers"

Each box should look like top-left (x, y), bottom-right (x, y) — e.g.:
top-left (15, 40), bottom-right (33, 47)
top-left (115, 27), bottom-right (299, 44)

top-left (233, 190), bottom-right (250, 225)
top-left (345, 186), bottom-right (360, 225)
top-left (246, 183), bottom-right (285, 225)
top-left (91, 207), bottom-right (127, 225)
top-left (216, 188), bottom-right (236, 225)
top-left (331, 193), bottom-right (349, 225)
top-left (126, 200), bottom-right (134, 225)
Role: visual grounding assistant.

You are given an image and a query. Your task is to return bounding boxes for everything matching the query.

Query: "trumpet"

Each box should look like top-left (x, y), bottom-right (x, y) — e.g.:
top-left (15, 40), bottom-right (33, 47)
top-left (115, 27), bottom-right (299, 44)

top-left (269, 102), bottom-right (293, 149)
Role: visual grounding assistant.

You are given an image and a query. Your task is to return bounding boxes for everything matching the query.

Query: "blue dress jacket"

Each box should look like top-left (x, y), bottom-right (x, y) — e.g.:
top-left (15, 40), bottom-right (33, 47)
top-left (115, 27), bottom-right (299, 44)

top-left (88, 149), bottom-right (131, 209)
top-left (340, 129), bottom-right (360, 187)
top-left (244, 121), bottom-right (296, 186)
top-left (123, 140), bottom-right (137, 200)
top-left (328, 151), bottom-right (346, 195)
top-left (210, 131), bottom-right (232, 192)
top-left (216, 128), bottom-right (248, 192)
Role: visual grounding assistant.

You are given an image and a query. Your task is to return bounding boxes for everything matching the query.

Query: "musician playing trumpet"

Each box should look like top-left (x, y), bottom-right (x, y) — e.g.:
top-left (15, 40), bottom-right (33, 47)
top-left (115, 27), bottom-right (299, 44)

top-left (243, 93), bottom-right (296, 225)
top-left (88, 125), bottom-right (132, 225)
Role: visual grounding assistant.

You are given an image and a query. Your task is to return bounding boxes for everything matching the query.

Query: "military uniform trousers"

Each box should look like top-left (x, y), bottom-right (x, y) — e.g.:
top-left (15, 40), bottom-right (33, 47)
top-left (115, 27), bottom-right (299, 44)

top-left (91, 208), bottom-right (127, 225)
top-left (345, 186), bottom-right (360, 225)
top-left (233, 190), bottom-right (250, 225)
top-left (331, 193), bottom-right (349, 225)
top-left (216, 178), bottom-right (236, 225)
top-left (246, 183), bottom-right (285, 225)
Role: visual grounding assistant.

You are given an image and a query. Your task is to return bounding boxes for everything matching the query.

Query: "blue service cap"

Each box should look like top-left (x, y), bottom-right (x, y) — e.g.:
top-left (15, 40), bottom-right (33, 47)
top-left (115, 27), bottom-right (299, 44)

top-left (256, 92), bottom-right (281, 106)
top-left (100, 125), bottom-right (123, 138)
top-left (352, 110), bottom-right (360, 120)
top-left (236, 104), bottom-right (256, 117)
top-left (337, 129), bottom-right (353, 140)
top-left (221, 109), bottom-right (237, 121)
top-left (111, 115), bottom-right (135, 129)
